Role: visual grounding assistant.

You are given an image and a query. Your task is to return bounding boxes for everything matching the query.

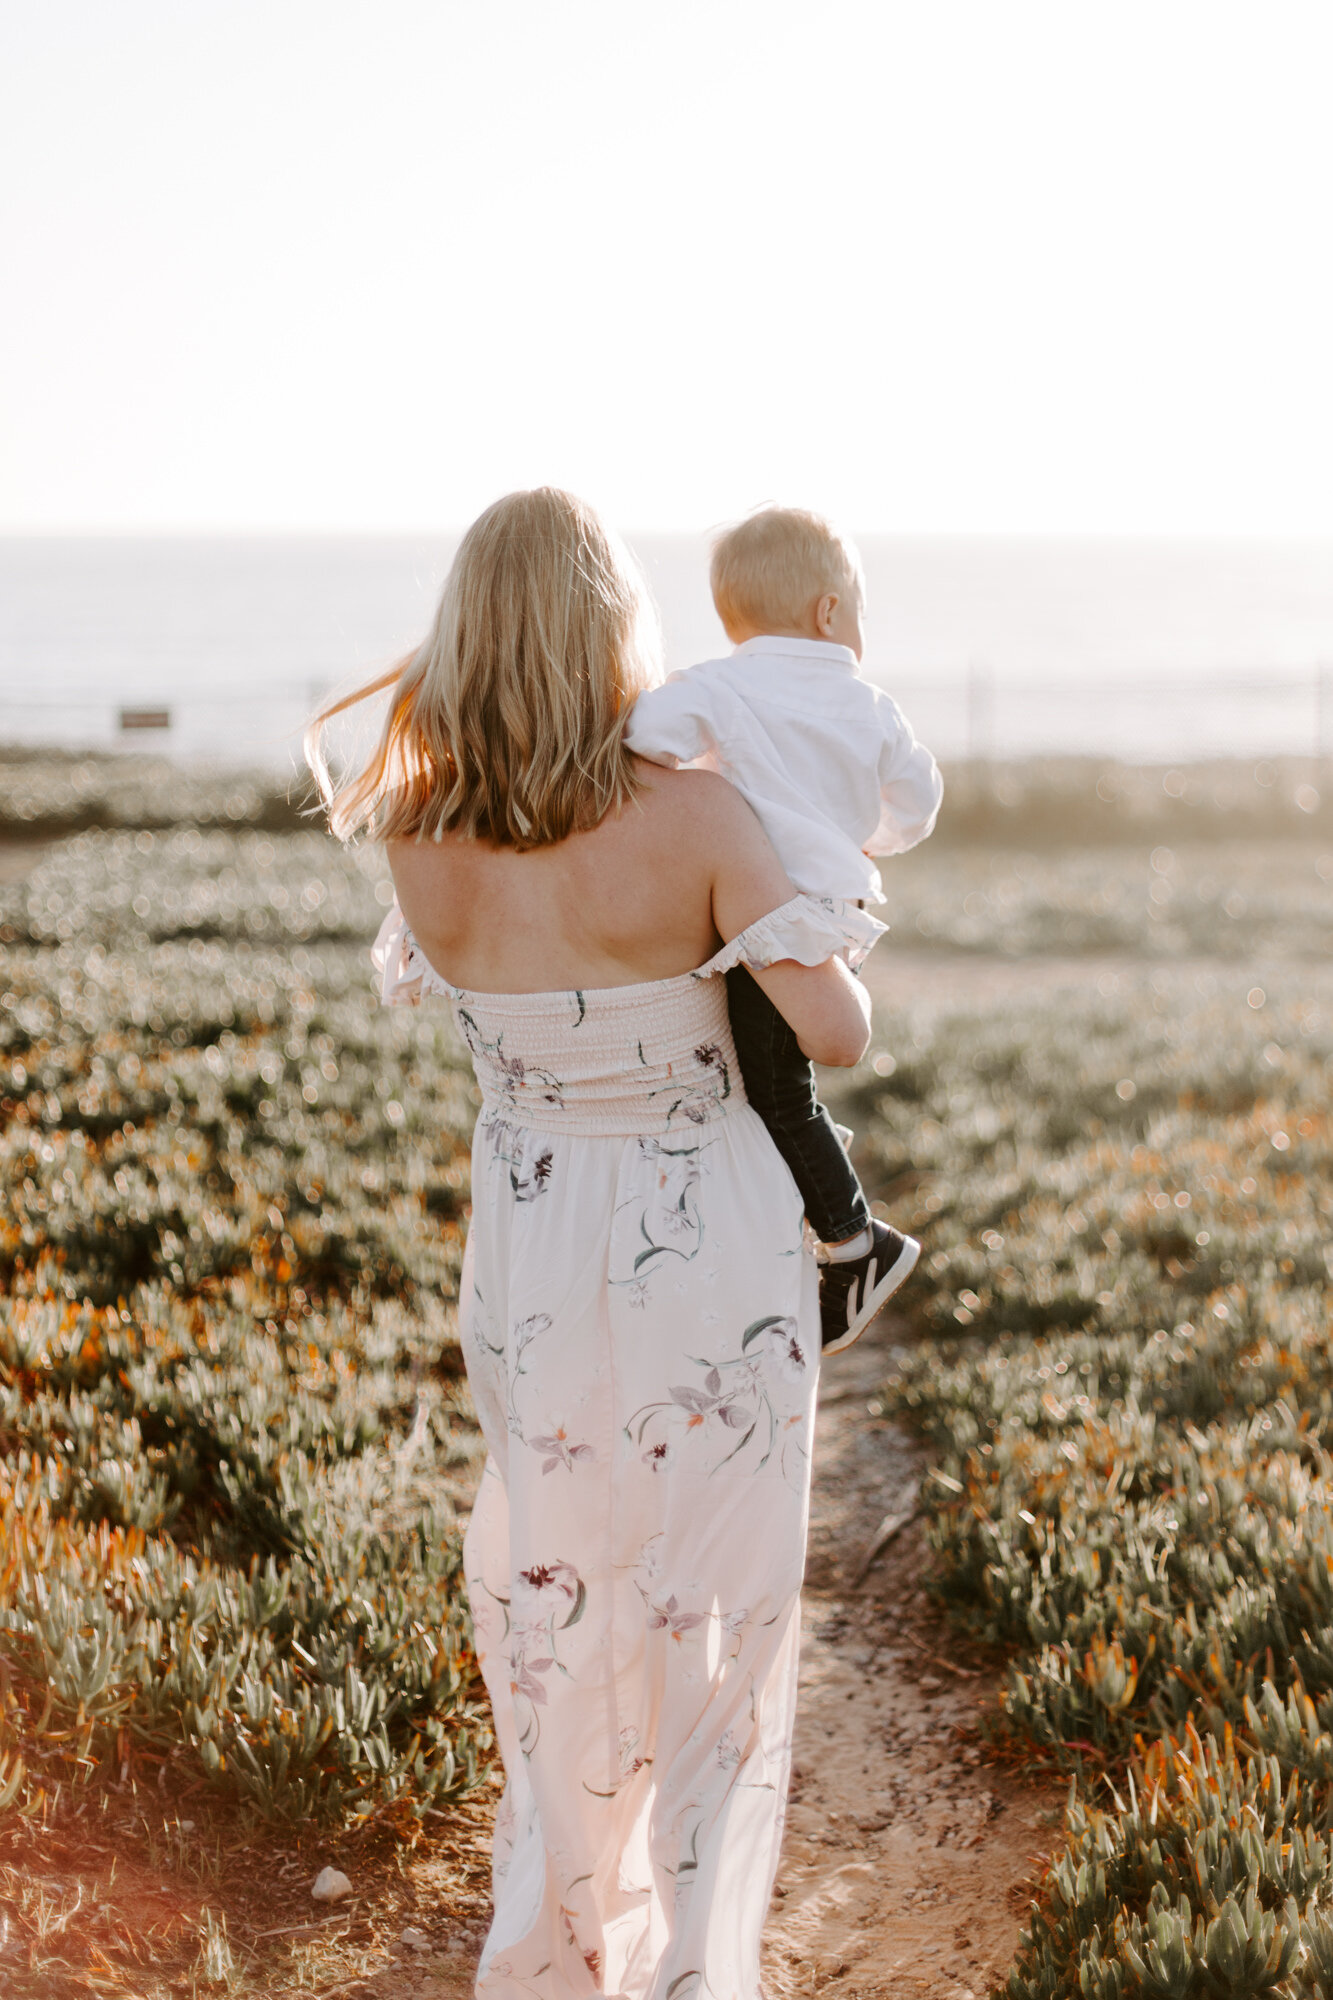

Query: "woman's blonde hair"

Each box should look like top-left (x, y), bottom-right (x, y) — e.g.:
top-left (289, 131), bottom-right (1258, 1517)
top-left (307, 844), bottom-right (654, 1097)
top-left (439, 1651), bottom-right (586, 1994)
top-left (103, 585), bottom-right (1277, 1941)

top-left (306, 488), bottom-right (661, 847)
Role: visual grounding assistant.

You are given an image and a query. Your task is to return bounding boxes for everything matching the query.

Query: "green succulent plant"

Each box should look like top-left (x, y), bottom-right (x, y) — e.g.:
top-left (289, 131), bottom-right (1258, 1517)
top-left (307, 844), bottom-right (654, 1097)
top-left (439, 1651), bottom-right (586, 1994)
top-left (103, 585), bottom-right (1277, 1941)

top-left (866, 956), bottom-right (1333, 1997)
top-left (0, 825), bottom-right (490, 1825)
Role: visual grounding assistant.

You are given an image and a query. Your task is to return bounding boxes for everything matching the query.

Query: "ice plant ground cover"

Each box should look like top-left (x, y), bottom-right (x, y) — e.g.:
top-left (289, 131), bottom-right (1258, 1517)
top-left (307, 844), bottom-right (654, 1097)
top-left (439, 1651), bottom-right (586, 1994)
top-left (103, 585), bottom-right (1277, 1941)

top-left (0, 826), bottom-right (493, 1851)
top-left (861, 953), bottom-right (1333, 1996)
top-left (1, 746), bottom-right (1330, 849)
top-left (881, 837), bottom-right (1333, 962)
top-left (0, 760), bottom-right (1331, 1992)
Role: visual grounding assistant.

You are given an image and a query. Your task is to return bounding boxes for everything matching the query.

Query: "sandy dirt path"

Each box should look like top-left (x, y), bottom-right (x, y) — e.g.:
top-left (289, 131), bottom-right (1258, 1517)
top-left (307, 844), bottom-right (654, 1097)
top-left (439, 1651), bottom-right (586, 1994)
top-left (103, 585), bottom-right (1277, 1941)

top-left (863, 945), bottom-right (1333, 1009)
top-left (761, 1324), bottom-right (1059, 2000)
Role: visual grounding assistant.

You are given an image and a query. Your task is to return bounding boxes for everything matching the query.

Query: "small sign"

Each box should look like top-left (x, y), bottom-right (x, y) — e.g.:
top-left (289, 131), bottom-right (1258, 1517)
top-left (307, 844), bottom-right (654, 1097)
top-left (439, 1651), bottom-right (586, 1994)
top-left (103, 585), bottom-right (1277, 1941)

top-left (119, 708), bottom-right (172, 732)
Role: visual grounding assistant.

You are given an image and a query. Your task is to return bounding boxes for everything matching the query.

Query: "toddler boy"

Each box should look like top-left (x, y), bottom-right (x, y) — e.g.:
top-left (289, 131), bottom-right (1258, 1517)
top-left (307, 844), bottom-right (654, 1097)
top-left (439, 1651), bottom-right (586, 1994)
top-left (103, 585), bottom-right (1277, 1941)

top-left (625, 507), bottom-right (942, 1351)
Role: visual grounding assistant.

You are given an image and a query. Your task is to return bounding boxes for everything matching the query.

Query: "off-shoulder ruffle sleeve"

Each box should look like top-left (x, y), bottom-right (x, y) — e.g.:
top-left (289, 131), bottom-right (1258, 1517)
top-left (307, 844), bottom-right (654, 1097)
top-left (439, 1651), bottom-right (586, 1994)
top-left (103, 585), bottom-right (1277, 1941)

top-left (371, 903), bottom-right (454, 1007)
top-left (699, 894), bottom-right (886, 979)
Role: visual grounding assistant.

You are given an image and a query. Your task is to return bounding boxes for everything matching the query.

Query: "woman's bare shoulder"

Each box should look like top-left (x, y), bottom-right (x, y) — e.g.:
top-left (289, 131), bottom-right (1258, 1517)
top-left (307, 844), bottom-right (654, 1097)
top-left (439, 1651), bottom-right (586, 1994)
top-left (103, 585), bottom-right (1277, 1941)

top-left (628, 760), bottom-right (792, 932)
top-left (629, 759), bottom-right (765, 848)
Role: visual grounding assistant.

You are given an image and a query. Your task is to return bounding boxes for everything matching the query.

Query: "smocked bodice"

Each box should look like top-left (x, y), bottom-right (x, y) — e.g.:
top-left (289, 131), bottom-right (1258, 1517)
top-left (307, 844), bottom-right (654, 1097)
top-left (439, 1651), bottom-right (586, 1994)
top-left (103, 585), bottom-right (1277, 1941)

top-left (452, 977), bottom-right (740, 1136)
top-left (373, 892), bottom-right (885, 1138)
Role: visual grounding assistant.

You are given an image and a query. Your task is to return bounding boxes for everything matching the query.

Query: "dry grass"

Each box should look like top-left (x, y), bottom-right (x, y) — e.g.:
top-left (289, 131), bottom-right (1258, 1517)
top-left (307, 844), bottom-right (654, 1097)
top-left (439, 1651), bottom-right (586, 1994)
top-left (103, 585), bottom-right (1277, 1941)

top-left (0, 1776), bottom-right (500, 1996)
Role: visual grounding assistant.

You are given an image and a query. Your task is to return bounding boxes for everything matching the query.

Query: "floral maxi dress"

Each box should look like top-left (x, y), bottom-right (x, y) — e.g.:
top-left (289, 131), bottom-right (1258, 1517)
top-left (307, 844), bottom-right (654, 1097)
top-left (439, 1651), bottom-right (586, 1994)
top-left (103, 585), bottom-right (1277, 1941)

top-left (374, 894), bottom-right (883, 2000)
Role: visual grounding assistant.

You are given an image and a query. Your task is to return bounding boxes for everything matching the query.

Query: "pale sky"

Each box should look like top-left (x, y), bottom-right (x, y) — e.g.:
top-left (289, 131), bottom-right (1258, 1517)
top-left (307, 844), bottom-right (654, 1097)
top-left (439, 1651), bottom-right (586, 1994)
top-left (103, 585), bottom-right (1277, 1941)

top-left (4, 0), bottom-right (1333, 535)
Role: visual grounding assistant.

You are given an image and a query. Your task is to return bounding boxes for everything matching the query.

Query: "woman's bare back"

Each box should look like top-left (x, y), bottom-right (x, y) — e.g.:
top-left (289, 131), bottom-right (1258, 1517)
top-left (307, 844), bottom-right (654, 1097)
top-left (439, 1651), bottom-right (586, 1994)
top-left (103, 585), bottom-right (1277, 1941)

top-left (388, 760), bottom-right (871, 1067)
top-left (388, 761), bottom-right (776, 994)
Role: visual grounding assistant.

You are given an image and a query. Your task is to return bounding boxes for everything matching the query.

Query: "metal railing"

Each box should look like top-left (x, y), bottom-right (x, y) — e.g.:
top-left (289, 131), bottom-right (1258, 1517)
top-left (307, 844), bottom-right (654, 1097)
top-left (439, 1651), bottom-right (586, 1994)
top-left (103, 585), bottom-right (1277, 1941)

top-left (3, 666), bottom-right (1332, 766)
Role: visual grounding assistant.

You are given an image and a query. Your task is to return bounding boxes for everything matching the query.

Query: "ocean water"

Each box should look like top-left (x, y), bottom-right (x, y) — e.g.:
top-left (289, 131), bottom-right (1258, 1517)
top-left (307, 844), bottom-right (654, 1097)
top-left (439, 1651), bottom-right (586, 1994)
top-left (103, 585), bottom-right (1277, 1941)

top-left (2, 535), bottom-right (1333, 770)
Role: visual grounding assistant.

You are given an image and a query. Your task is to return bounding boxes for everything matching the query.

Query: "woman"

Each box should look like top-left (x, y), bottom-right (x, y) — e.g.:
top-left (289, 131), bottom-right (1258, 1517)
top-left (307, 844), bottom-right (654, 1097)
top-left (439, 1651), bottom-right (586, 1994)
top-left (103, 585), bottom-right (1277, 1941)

top-left (309, 489), bottom-right (877, 2000)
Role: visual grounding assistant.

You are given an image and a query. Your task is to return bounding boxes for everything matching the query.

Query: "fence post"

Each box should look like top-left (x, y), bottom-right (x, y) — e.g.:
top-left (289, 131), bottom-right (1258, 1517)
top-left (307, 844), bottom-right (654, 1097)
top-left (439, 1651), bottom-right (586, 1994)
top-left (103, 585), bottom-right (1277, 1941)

top-left (966, 662), bottom-right (994, 766)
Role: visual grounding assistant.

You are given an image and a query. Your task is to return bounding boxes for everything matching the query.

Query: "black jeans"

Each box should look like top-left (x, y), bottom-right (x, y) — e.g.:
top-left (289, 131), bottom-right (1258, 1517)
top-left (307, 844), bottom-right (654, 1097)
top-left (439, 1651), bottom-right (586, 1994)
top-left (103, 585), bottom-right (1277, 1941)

top-left (725, 965), bottom-right (870, 1245)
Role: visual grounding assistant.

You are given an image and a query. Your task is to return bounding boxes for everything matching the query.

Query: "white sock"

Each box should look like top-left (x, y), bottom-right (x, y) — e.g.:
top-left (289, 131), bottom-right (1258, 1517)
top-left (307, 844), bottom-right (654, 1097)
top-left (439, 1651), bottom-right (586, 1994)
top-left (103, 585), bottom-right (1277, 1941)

top-left (824, 1226), bottom-right (873, 1263)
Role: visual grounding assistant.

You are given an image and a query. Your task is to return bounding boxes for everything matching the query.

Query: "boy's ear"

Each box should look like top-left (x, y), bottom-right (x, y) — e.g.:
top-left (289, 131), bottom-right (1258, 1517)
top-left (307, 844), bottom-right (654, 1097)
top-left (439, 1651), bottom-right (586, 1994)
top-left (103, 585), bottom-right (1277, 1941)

top-left (814, 592), bottom-right (839, 638)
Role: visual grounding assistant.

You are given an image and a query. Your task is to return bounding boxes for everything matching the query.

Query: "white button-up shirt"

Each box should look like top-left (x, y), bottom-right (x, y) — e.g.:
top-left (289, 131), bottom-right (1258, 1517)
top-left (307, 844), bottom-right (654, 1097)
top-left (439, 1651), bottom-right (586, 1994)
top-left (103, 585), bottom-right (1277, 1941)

top-left (624, 636), bottom-right (943, 904)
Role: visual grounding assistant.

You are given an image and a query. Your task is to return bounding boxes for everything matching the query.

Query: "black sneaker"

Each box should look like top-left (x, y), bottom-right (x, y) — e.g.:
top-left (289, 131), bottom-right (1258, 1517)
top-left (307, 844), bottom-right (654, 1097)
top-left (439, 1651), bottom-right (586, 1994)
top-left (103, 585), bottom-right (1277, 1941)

top-left (819, 1221), bottom-right (921, 1354)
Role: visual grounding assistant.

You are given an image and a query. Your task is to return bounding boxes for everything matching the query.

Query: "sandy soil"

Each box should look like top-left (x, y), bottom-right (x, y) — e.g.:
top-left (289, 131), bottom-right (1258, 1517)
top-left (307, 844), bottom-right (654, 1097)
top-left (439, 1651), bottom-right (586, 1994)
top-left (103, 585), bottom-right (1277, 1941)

top-left (864, 945), bottom-right (1333, 1009)
top-left (761, 1328), bottom-right (1059, 2000)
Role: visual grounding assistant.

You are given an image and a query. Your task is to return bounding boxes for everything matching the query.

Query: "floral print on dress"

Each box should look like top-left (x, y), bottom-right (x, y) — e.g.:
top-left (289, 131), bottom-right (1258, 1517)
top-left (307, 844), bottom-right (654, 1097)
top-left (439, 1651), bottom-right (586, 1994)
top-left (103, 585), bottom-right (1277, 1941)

top-left (582, 1724), bottom-right (652, 1800)
top-left (529, 1424), bottom-right (596, 1476)
top-left (483, 1558), bottom-right (590, 1759)
top-left (647, 1041), bottom-right (732, 1127)
top-left (504, 1312), bottom-right (552, 1439)
top-left (458, 1008), bottom-right (565, 1112)
top-left (623, 1315), bottom-right (813, 1486)
top-left (611, 1137), bottom-right (706, 1298)
top-left (646, 1594), bottom-right (706, 1645)
top-left (484, 1116), bottom-right (556, 1202)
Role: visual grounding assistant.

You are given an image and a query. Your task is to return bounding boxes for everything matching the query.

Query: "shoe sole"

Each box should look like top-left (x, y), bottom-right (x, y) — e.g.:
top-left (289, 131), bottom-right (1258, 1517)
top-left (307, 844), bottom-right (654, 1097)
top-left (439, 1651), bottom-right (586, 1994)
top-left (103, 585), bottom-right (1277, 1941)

top-left (822, 1234), bottom-right (921, 1355)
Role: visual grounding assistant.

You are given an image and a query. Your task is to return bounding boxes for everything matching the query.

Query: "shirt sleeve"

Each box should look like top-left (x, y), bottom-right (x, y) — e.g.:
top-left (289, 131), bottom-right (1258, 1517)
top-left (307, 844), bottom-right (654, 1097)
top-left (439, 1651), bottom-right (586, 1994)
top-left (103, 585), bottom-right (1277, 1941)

top-left (700, 893), bottom-right (887, 977)
top-left (623, 674), bottom-right (718, 767)
top-left (865, 694), bottom-right (944, 855)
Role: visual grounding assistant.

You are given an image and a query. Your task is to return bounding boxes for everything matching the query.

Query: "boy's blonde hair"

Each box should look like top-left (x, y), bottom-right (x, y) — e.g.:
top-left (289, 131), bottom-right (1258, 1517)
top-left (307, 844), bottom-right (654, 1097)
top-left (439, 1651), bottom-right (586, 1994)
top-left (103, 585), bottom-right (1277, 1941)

top-left (306, 488), bottom-right (661, 848)
top-left (710, 506), bottom-right (862, 640)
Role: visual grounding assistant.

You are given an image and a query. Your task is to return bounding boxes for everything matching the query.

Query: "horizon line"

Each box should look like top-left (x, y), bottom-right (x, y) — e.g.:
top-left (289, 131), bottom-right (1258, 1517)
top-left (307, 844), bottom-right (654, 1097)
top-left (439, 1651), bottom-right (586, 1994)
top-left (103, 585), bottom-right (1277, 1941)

top-left (5, 526), bottom-right (1333, 548)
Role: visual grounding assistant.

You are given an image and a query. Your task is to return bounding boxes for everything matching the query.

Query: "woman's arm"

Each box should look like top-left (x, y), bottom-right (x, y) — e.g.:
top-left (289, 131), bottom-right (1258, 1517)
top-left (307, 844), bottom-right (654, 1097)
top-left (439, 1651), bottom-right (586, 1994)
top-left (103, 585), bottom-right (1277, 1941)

top-left (702, 778), bottom-right (873, 1069)
top-left (749, 954), bottom-right (871, 1068)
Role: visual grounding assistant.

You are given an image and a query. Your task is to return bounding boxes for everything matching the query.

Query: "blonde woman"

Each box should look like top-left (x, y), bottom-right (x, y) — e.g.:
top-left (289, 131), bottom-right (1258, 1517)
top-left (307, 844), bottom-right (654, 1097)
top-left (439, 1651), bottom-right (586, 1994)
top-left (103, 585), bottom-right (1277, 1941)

top-left (309, 489), bottom-right (878, 2000)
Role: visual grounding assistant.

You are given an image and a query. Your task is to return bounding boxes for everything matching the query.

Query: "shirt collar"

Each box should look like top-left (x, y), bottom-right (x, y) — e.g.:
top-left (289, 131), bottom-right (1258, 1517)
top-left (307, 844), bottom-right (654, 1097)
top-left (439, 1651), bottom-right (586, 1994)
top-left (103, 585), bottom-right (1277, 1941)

top-left (733, 635), bottom-right (861, 674)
